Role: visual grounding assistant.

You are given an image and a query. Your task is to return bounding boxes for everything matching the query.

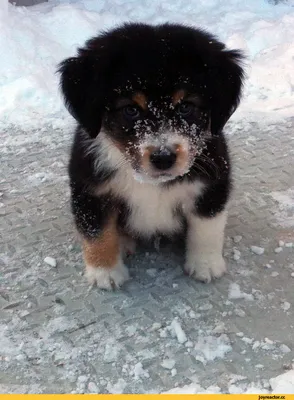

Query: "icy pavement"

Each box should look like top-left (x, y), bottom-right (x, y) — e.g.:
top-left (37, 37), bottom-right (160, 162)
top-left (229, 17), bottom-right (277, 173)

top-left (1, 118), bottom-right (294, 393)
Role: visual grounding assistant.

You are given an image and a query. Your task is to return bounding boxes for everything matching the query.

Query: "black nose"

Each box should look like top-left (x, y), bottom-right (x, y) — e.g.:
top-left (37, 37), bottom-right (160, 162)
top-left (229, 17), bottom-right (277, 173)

top-left (150, 149), bottom-right (177, 170)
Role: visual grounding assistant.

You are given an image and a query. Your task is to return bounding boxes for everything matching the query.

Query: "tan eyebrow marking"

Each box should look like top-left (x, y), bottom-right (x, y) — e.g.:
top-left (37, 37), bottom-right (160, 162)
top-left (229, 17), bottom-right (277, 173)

top-left (132, 92), bottom-right (148, 110)
top-left (173, 90), bottom-right (203, 107)
top-left (172, 89), bottom-right (186, 106)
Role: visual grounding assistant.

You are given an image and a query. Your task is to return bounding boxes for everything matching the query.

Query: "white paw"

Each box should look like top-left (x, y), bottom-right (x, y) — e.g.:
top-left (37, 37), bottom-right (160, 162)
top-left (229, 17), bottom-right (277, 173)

top-left (184, 254), bottom-right (227, 283)
top-left (120, 235), bottom-right (136, 257)
top-left (85, 260), bottom-right (130, 290)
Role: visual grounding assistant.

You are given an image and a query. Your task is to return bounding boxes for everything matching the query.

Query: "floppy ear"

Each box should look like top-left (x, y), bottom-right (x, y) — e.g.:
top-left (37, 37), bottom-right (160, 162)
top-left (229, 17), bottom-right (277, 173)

top-left (58, 56), bottom-right (105, 138)
top-left (209, 49), bottom-right (245, 135)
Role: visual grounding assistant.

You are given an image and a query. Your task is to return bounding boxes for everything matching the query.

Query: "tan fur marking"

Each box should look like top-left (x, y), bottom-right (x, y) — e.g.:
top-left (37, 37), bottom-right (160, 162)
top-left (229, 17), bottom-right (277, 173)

top-left (82, 215), bottom-right (120, 268)
top-left (141, 145), bottom-right (156, 170)
top-left (175, 143), bottom-right (189, 170)
top-left (132, 92), bottom-right (148, 110)
top-left (172, 89), bottom-right (186, 106)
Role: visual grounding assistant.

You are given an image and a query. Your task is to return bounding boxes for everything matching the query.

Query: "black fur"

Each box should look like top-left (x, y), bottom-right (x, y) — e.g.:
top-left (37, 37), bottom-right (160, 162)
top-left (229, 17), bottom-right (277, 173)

top-left (59, 23), bottom-right (244, 239)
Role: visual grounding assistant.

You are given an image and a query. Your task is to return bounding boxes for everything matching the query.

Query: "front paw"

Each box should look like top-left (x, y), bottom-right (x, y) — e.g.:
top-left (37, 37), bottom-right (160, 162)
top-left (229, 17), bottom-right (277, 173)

top-left (184, 255), bottom-right (227, 283)
top-left (85, 260), bottom-right (130, 290)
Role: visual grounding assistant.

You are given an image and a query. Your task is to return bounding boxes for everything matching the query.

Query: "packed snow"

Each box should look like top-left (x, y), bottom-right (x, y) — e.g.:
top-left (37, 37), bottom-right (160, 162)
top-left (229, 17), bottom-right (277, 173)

top-left (165, 369), bottom-right (294, 394)
top-left (251, 246), bottom-right (265, 255)
top-left (169, 318), bottom-right (188, 344)
top-left (43, 256), bottom-right (57, 267)
top-left (228, 282), bottom-right (254, 301)
top-left (270, 188), bottom-right (294, 228)
top-left (193, 334), bottom-right (232, 363)
top-left (162, 370), bottom-right (294, 394)
top-left (1, 0), bottom-right (294, 130)
top-left (270, 370), bottom-right (294, 394)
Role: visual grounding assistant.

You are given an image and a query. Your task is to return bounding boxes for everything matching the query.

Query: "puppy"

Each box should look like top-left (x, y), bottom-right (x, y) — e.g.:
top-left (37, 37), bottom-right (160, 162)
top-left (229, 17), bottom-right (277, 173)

top-left (58, 23), bottom-right (244, 290)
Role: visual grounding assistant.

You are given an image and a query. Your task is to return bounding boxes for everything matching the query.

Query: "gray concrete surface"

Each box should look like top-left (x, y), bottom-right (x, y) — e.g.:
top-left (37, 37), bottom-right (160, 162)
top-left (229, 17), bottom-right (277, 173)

top-left (0, 119), bottom-right (294, 393)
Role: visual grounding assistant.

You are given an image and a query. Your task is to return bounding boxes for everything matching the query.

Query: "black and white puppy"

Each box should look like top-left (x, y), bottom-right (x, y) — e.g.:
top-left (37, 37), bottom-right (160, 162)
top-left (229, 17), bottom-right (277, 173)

top-left (58, 23), bottom-right (244, 290)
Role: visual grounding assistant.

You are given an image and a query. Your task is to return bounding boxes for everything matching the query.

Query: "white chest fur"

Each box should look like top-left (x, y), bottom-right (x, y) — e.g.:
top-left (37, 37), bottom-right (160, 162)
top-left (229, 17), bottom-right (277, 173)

top-left (92, 132), bottom-right (205, 236)
top-left (98, 169), bottom-right (205, 236)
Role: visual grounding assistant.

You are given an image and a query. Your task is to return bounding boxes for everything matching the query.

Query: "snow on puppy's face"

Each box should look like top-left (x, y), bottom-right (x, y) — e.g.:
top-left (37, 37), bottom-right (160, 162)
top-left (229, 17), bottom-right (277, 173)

top-left (58, 23), bottom-right (244, 184)
top-left (102, 90), bottom-right (210, 184)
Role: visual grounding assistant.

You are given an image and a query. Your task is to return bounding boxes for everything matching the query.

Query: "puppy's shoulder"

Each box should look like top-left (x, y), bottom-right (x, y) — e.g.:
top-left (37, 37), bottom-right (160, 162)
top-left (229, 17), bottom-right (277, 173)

top-left (68, 127), bottom-right (115, 187)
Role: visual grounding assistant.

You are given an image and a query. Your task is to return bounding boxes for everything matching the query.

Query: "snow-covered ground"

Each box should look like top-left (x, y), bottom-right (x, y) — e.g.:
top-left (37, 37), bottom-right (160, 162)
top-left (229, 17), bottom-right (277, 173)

top-left (1, 0), bottom-right (294, 394)
top-left (0, 0), bottom-right (294, 130)
top-left (163, 370), bottom-right (294, 394)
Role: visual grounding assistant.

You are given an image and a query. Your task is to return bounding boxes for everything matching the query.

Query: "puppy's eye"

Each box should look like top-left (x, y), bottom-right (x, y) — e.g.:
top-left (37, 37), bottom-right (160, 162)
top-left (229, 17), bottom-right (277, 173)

top-left (177, 102), bottom-right (195, 117)
top-left (123, 105), bottom-right (140, 120)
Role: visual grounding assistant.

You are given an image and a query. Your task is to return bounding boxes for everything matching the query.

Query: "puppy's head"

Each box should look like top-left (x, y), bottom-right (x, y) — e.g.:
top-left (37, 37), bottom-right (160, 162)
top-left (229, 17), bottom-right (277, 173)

top-left (59, 23), bottom-right (244, 184)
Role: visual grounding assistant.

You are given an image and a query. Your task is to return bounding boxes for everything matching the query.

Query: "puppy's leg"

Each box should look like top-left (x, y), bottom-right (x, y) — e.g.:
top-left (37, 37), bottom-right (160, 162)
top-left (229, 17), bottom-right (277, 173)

top-left (184, 181), bottom-right (230, 283)
top-left (120, 233), bottom-right (137, 257)
top-left (184, 210), bottom-right (227, 283)
top-left (83, 217), bottom-right (129, 290)
top-left (72, 187), bottom-right (129, 289)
